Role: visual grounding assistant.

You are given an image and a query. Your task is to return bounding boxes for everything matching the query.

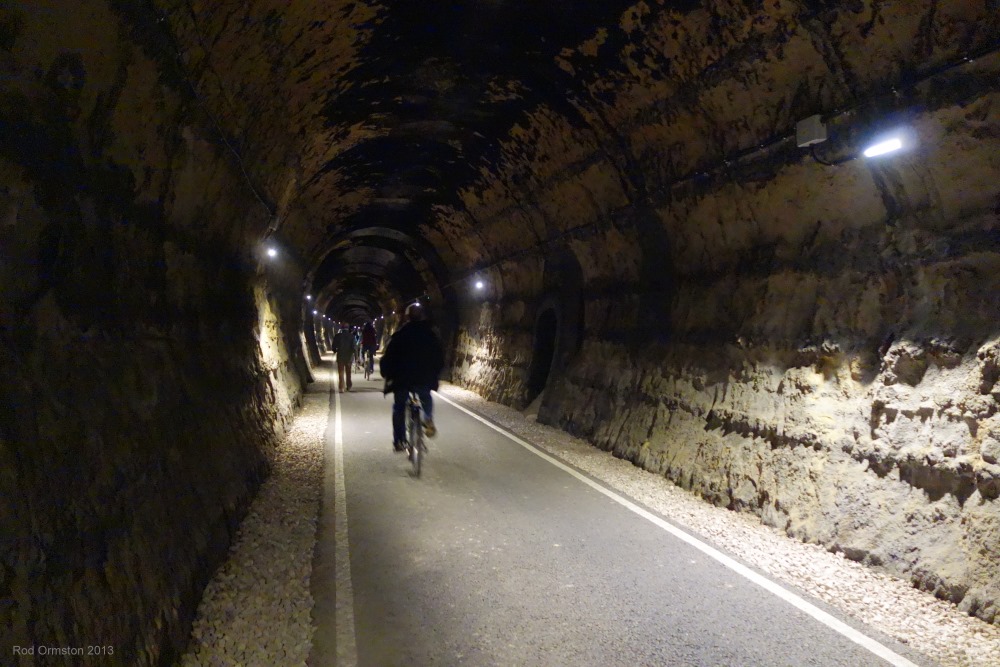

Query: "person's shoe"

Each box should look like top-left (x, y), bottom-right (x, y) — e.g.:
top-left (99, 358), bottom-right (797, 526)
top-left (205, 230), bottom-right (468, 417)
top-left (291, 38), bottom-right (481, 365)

top-left (422, 418), bottom-right (436, 438)
top-left (393, 440), bottom-right (406, 453)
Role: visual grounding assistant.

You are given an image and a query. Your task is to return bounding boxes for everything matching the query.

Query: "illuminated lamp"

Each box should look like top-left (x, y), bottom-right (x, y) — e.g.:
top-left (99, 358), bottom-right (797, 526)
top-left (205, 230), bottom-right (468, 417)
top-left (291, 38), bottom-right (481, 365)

top-left (863, 137), bottom-right (903, 158)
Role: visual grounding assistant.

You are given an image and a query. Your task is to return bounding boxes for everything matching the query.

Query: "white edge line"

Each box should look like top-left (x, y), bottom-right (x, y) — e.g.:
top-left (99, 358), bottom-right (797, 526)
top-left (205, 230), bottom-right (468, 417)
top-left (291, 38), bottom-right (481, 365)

top-left (437, 392), bottom-right (921, 667)
top-left (334, 385), bottom-right (358, 666)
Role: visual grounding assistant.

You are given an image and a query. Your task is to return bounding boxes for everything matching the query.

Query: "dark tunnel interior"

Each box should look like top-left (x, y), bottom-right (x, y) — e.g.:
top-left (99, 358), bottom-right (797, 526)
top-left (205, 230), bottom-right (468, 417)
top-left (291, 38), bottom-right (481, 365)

top-left (1, 0), bottom-right (999, 662)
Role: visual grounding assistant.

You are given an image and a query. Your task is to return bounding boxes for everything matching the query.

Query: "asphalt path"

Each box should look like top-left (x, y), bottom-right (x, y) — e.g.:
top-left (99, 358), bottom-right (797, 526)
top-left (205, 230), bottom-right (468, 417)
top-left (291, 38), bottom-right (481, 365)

top-left (310, 373), bottom-right (933, 667)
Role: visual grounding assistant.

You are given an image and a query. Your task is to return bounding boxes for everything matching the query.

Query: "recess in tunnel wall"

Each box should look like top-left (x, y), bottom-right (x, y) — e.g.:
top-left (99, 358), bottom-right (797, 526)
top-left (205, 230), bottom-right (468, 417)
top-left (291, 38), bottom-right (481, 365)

top-left (453, 248), bottom-right (588, 409)
top-left (526, 307), bottom-right (557, 403)
top-left (447, 1), bottom-right (1000, 624)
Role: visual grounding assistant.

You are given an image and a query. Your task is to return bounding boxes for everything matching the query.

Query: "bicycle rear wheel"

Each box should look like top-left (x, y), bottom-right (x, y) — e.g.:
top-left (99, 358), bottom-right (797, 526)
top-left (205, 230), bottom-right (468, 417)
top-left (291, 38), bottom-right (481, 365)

top-left (412, 435), bottom-right (422, 476)
top-left (407, 397), bottom-right (424, 476)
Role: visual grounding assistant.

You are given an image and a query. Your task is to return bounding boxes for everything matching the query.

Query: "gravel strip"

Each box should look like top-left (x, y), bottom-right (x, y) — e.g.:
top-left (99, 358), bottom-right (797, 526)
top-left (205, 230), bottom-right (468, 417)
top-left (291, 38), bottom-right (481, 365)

top-left (178, 375), bottom-right (998, 666)
top-left (438, 383), bottom-right (1000, 667)
top-left (179, 369), bottom-right (330, 667)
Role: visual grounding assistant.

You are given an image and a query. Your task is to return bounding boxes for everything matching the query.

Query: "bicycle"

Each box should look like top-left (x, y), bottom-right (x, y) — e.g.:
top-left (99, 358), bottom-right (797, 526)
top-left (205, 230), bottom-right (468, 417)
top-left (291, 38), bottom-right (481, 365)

top-left (405, 391), bottom-right (427, 476)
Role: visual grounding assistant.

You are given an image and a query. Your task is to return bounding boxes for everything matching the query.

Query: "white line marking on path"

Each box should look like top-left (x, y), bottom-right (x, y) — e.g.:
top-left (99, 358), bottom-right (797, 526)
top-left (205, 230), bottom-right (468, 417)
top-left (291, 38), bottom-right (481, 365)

top-left (436, 393), bottom-right (920, 667)
top-left (334, 387), bottom-right (358, 666)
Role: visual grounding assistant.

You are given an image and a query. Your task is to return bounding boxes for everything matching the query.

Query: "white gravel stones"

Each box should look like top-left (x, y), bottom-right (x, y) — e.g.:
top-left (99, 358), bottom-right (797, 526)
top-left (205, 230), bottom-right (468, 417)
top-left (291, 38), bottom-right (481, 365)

top-left (437, 384), bottom-right (1000, 667)
top-left (180, 371), bottom-right (330, 667)
top-left (179, 375), bottom-right (998, 666)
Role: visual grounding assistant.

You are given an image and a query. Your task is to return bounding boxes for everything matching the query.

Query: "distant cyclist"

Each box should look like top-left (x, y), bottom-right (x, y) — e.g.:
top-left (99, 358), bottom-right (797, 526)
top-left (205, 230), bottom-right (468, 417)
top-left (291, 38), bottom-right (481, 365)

top-left (379, 303), bottom-right (444, 452)
top-left (361, 320), bottom-right (378, 371)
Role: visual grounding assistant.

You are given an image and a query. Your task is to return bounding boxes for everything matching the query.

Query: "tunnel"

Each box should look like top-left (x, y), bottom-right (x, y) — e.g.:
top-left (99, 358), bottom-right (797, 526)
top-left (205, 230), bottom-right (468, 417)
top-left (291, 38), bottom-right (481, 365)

top-left (2, 0), bottom-right (1000, 664)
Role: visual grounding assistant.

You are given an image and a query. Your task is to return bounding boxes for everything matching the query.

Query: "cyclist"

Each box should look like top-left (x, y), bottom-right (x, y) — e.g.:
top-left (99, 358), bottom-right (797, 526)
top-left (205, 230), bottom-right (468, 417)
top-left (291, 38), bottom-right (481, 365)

top-left (361, 320), bottom-right (378, 374)
top-left (379, 303), bottom-right (444, 452)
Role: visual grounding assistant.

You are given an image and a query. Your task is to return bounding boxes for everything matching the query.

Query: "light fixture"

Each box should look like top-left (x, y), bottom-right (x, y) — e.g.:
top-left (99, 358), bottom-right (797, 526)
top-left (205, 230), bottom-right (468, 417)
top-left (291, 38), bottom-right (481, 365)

top-left (266, 247), bottom-right (277, 258)
top-left (312, 309), bottom-right (318, 315)
top-left (306, 295), bottom-right (312, 301)
top-left (863, 137), bottom-right (904, 158)
top-left (475, 280), bottom-right (484, 290)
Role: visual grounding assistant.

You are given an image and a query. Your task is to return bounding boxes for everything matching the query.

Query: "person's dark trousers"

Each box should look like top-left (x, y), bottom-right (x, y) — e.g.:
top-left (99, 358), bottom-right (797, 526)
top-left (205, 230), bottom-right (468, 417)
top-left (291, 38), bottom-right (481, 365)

top-left (337, 360), bottom-right (352, 392)
top-left (392, 387), bottom-right (433, 444)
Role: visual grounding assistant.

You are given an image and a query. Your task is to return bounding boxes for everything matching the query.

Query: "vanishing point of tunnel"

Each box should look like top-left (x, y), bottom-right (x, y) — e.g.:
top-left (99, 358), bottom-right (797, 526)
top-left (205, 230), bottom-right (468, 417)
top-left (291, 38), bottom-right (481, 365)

top-left (2, 1), bottom-right (1000, 664)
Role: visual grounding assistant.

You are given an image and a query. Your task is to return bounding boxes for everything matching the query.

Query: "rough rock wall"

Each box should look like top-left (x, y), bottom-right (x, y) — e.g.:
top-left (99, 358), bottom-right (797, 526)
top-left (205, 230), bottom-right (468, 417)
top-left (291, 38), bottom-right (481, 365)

top-left (156, 0), bottom-right (383, 261)
top-left (450, 2), bottom-right (1000, 622)
top-left (0, 1), bottom-right (307, 662)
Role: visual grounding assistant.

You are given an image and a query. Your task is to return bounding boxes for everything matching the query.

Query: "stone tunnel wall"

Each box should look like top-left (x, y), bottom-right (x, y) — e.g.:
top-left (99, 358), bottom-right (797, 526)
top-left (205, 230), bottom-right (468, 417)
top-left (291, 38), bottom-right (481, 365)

top-left (0, 2), bottom-right (308, 663)
top-left (449, 2), bottom-right (1000, 623)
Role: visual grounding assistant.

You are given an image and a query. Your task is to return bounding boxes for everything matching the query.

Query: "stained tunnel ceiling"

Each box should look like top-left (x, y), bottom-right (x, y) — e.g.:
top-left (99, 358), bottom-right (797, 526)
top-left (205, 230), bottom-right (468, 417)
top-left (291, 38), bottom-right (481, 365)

top-left (161, 1), bottom-right (999, 325)
top-left (165, 0), bottom-right (644, 322)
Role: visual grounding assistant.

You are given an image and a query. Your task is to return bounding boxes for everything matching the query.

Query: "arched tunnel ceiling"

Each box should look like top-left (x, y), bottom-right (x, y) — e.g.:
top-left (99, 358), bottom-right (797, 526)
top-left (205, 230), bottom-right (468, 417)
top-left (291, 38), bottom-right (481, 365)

top-left (165, 0), bottom-right (647, 317)
top-left (311, 227), bottom-right (452, 322)
top-left (164, 0), bottom-right (1000, 324)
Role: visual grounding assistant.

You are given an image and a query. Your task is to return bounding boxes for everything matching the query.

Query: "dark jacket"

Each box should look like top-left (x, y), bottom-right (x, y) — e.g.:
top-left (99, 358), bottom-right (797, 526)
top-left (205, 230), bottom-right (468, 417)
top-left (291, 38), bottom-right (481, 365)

top-left (333, 330), bottom-right (354, 362)
top-left (379, 320), bottom-right (444, 394)
top-left (361, 323), bottom-right (377, 348)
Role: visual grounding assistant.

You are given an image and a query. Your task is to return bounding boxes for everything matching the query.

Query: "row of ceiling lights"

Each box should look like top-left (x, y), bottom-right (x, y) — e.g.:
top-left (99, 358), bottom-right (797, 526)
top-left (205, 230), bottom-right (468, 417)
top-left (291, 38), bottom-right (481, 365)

top-left (253, 38), bottom-right (996, 292)
top-left (258, 250), bottom-right (488, 320)
top-left (264, 126), bottom-right (905, 316)
top-left (262, 248), bottom-right (486, 292)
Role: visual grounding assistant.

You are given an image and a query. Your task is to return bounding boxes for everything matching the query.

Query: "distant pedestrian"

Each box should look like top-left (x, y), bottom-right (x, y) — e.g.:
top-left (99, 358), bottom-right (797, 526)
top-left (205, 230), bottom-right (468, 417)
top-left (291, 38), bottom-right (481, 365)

top-left (333, 327), bottom-right (354, 392)
top-left (361, 321), bottom-right (378, 370)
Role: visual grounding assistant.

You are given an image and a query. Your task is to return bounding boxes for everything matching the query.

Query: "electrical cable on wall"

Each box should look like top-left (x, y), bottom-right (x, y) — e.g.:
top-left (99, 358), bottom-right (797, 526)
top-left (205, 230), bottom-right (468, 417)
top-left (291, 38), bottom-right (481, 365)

top-left (456, 38), bottom-right (1000, 281)
top-left (153, 11), bottom-right (277, 226)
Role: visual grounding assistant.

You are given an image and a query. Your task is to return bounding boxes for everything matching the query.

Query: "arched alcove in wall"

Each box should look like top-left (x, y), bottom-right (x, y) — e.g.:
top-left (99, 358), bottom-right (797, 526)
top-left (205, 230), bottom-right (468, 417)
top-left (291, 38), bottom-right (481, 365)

top-left (526, 307), bottom-right (558, 405)
top-left (522, 247), bottom-right (586, 409)
top-left (542, 246), bottom-right (585, 369)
